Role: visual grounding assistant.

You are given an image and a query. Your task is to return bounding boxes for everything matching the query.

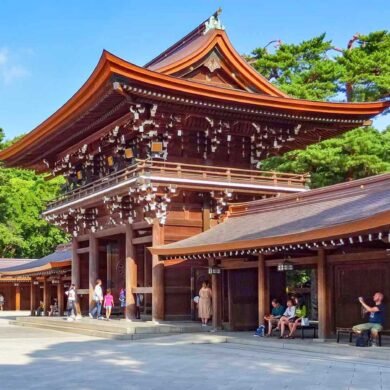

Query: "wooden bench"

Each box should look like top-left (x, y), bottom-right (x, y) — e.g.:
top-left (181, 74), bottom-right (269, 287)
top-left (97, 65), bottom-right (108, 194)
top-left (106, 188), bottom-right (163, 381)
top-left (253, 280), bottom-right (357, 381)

top-left (336, 327), bottom-right (390, 346)
top-left (271, 321), bottom-right (318, 339)
top-left (297, 321), bottom-right (318, 339)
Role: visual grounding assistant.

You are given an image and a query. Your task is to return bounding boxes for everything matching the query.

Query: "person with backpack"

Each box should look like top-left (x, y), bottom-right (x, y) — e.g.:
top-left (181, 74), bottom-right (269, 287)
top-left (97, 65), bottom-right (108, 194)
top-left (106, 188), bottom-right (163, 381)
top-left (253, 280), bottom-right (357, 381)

top-left (352, 292), bottom-right (385, 347)
top-left (89, 279), bottom-right (103, 319)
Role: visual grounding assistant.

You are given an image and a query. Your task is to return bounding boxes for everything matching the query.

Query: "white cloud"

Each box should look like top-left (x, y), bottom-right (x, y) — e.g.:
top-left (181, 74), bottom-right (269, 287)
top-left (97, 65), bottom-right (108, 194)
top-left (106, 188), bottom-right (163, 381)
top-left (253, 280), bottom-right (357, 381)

top-left (0, 47), bottom-right (30, 85)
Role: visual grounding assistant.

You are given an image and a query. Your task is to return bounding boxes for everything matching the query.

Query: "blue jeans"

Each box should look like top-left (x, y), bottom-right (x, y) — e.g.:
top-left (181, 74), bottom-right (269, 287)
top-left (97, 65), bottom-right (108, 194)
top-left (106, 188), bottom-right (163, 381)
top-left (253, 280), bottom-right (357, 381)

top-left (90, 301), bottom-right (102, 318)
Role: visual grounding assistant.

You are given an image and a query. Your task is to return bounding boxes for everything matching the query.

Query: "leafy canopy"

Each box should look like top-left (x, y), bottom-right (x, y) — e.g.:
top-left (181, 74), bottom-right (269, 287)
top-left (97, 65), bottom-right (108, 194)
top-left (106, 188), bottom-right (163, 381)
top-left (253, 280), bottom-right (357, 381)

top-left (250, 31), bottom-right (390, 102)
top-left (0, 129), bottom-right (68, 258)
top-left (260, 127), bottom-right (390, 188)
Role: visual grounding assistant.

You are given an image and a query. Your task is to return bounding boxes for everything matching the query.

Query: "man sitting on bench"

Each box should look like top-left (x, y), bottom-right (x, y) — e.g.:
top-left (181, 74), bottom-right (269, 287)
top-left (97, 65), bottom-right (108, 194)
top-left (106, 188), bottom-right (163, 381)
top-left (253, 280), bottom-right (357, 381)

top-left (264, 298), bottom-right (285, 336)
top-left (352, 292), bottom-right (385, 347)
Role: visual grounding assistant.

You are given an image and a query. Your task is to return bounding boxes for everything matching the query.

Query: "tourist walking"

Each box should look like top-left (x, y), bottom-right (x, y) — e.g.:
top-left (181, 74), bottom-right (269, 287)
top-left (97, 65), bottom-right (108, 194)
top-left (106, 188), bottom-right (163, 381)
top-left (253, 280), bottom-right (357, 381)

top-left (65, 284), bottom-right (77, 321)
top-left (103, 289), bottom-right (114, 321)
top-left (119, 287), bottom-right (126, 315)
top-left (0, 293), bottom-right (4, 311)
top-left (89, 279), bottom-right (103, 319)
top-left (198, 281), bottom-right (212, 326)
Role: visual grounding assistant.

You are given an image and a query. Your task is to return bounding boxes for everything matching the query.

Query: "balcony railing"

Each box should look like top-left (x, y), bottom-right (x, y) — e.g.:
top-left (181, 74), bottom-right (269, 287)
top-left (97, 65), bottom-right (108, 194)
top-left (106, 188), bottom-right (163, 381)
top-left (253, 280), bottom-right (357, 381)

top-left (45, 159), bottom-right (309, 212)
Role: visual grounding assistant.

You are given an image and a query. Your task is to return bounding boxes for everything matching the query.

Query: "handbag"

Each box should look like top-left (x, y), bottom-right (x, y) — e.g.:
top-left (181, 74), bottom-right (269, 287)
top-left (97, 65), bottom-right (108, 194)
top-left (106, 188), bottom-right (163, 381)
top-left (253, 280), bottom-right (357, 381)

top-left (301, 317), bottom-right (310, 326)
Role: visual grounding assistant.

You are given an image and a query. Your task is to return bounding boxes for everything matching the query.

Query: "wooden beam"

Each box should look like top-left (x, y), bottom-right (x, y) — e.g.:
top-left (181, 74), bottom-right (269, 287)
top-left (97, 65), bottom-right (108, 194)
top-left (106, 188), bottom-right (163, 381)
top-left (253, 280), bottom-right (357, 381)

top-left (132, 235), bottom-right (153, 245)
top-left (132, 221), bottom-right (151, 230)
top-left (266, 256), bottom-right (318, 267)
top-left (94, 225), bottom-right (126, 238)
top-left (152, 220), bottom-right (165, 322)
top-left (166, 219), bottom-right (203, 228)
top-left (125, 224), bottom-right (137, 320)
top-left (327, 250), bottom-right (390, 264)
top-left (131, 287), bottom-right (152, 294)
top-left (317, 248), bottom-right (330, 339)
top-left (202, 195), bottom-right (211, 231)
top-left (76, 247), bottom-right (90, 254)
top-left (258, 254), bottom-right (267, 326)
top-left (89, 233), bottom-right (98, 312)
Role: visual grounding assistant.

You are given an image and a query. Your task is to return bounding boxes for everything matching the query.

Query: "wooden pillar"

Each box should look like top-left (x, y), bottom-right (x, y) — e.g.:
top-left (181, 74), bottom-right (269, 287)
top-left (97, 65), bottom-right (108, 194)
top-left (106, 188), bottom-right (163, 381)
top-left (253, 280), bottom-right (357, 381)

top-left (43, 277), bottom-right (50, 315)
top-left (71, 238), bottom-right (80, 287)
top-left (258, 254), bottom-right (267, 326)
top-left (318, 248), bottom-right (330, 339)
top-left (57, 278), bottom-right (64, 316)
top-left (152, 220), bottom-right (164, 322)
top-left (89, 233), bottom-right (98, 311)
top-left (125, 224), bottom-right (137, 320)
top-left (210, 258), bottom-right (222, 329)
top-left (71, 238), bottom-right (81, 316)
top-left (15, 285), bottom-right (21, 311)
top-left (30, 279), bottom-right (36, 316)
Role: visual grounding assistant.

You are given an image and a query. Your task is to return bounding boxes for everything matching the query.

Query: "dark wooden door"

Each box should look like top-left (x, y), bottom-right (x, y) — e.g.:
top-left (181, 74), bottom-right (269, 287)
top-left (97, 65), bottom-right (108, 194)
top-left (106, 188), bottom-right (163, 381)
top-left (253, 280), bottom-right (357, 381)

top-left (334, 262), bottom-right (390, 328)
top-left (228, 269), bottom-right (258, 330)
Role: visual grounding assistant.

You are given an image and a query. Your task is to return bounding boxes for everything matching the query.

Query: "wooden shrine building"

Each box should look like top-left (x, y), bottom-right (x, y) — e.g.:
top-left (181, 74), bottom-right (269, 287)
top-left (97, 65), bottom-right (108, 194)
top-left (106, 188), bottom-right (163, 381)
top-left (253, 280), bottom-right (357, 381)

top-left (151, 174), bottom-right (390, 337)
top-left (0, 11), bottom-right (388, 324)
top-left (0, 245), bottom-right (71, 314)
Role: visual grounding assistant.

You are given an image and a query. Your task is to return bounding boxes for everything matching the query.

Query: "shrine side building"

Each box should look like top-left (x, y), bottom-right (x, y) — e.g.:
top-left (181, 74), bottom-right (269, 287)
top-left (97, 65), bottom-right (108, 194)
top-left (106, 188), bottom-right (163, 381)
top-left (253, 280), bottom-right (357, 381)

top-left (0, 12), bottom-right (388, 332)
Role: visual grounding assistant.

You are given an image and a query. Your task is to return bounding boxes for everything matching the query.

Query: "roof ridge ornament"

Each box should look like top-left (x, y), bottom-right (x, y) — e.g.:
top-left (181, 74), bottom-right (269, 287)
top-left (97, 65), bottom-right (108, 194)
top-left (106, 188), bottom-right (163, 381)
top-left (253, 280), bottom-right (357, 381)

top-left (204, 8), bottom-right (225, 35)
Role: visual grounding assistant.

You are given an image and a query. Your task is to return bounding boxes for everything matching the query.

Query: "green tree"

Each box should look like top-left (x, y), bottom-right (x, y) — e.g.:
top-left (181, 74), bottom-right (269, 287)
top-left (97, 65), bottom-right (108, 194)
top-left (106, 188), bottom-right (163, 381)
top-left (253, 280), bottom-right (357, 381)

top-left (249, 31), bottom-right (390, 102)
top-left (261, 126), bottom-right (390, 188)
top-left (0, 130), bottom-right (68, 258)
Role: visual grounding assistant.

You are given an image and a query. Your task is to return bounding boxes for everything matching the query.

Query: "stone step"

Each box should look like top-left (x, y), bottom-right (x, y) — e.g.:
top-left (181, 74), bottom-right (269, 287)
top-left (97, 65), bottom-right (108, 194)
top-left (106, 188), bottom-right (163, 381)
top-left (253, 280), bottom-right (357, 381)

top-left (9, 320), bottom-right (175, 340)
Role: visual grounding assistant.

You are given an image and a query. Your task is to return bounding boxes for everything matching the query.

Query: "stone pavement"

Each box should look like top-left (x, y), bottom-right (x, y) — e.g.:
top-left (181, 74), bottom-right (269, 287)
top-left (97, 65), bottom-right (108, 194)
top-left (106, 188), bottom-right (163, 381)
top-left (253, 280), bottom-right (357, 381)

top-left (0, 323), bottom-right (389, 390)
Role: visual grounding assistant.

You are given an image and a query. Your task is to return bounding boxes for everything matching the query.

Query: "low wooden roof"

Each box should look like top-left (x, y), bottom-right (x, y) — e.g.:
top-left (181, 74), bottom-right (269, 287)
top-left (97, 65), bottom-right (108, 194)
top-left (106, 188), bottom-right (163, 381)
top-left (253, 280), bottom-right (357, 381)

top-left (0, 13), bottom-right (388, 169)
top-left (150, 173), bottom-right (390, 257)
top-left (0, 248), bottom-right (71, 276)
top-left (0, 258), bottom-right (35, 270)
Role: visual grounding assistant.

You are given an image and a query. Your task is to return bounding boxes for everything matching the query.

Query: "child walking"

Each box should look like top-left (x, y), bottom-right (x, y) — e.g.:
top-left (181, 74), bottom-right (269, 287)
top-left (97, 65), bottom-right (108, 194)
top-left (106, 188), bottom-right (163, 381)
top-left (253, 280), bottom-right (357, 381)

top-left (103, 289), bottom-right (114, 321)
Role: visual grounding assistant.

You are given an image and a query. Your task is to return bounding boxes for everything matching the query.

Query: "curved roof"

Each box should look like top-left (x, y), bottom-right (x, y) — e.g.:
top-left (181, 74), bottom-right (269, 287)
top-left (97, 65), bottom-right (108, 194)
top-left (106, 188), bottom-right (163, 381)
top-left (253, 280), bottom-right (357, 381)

top-left (0, 13), bottom-right (389, 168)
top-left (150, 173), bottom-right (390, 256)
top-left (0, 249), bottom-right (71, 276)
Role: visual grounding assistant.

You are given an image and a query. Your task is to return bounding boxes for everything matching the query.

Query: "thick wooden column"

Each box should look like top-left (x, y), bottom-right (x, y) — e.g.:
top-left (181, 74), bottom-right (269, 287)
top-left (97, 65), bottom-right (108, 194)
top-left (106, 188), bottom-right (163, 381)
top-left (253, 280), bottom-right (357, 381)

top-left (43, 277), bottom-right (50, 315)
top-left (30, 279), bottom-right (36, 315)
top-left (71, 238), bottom-right (80, 287)
top-left (57, 278), bottom-right (64, 316)
top-left (89, 233), bottom-right (98, 311)
top-left (258, 254), bottom-right (267, 326)
top-left (318, 248), bottom-right (330, 339)
top-left (125, 224), bottom-right (137, 320)
top-left (210, 259), bottom-right (222, 329)
top-left (15, 285), bottom-right (21, 311)
top-left (152, 220), bottom-right (164, 322)
top-left (202, 195), bottom-right (211, 231)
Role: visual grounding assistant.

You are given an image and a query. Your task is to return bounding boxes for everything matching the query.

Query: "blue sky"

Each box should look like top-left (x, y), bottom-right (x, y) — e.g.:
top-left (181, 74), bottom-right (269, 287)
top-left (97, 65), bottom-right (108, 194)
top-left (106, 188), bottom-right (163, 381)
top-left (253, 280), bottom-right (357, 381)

top-left (0, 0), bottom-right (389, 139)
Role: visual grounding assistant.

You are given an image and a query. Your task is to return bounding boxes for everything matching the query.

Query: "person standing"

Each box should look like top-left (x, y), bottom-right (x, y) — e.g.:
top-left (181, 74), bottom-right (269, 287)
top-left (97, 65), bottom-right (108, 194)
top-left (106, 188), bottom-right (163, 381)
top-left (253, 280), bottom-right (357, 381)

top-left (198, 281), bottom-right (212, 326)
top-left (65, 284), bottom-right (77, 321)
top-left (103, 289), bottom-right (114, 321)
top-left (0, 293), bottom-right (4, 311)
top-left (135, 285), bottom-right (144, 320)
top-left (353, 292), bottom-right (385, 347)
top-left (89, 279), bottom-right (103, 319)
top-left (119, 288), bottom-right (126, 316)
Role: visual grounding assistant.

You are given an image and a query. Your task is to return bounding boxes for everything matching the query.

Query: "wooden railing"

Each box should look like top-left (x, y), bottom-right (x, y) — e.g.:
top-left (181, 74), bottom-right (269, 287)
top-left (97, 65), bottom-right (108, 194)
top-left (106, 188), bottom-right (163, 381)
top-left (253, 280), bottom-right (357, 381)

top-left (45, 159), bottom-right (309, 211)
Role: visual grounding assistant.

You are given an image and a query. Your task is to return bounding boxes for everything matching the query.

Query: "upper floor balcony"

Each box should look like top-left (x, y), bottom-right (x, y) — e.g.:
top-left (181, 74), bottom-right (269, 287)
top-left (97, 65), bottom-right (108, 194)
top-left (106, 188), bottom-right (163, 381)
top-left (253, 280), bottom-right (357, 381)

top-left (43, 159), bottom-right (309, 215)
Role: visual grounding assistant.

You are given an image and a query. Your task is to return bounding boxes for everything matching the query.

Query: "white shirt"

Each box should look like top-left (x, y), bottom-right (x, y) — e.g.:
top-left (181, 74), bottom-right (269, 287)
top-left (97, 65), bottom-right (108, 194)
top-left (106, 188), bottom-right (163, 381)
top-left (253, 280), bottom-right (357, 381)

top-left (65, 289), bottom-right (76, 301)
top-left (283, 305), bottom-right (296, 319)
top-left (94, 285), bottom-right (103, 301)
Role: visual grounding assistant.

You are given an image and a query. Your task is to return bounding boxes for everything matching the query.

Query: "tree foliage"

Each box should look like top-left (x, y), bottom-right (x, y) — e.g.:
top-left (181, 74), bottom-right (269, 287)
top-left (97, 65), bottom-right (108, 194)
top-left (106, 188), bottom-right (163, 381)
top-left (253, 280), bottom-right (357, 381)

top-left (0, 129), bottom-right (68, 258)
top-left (261, 127), bottom-right (390, 188)
top-left (250, 31), bottom-right (390, 102)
